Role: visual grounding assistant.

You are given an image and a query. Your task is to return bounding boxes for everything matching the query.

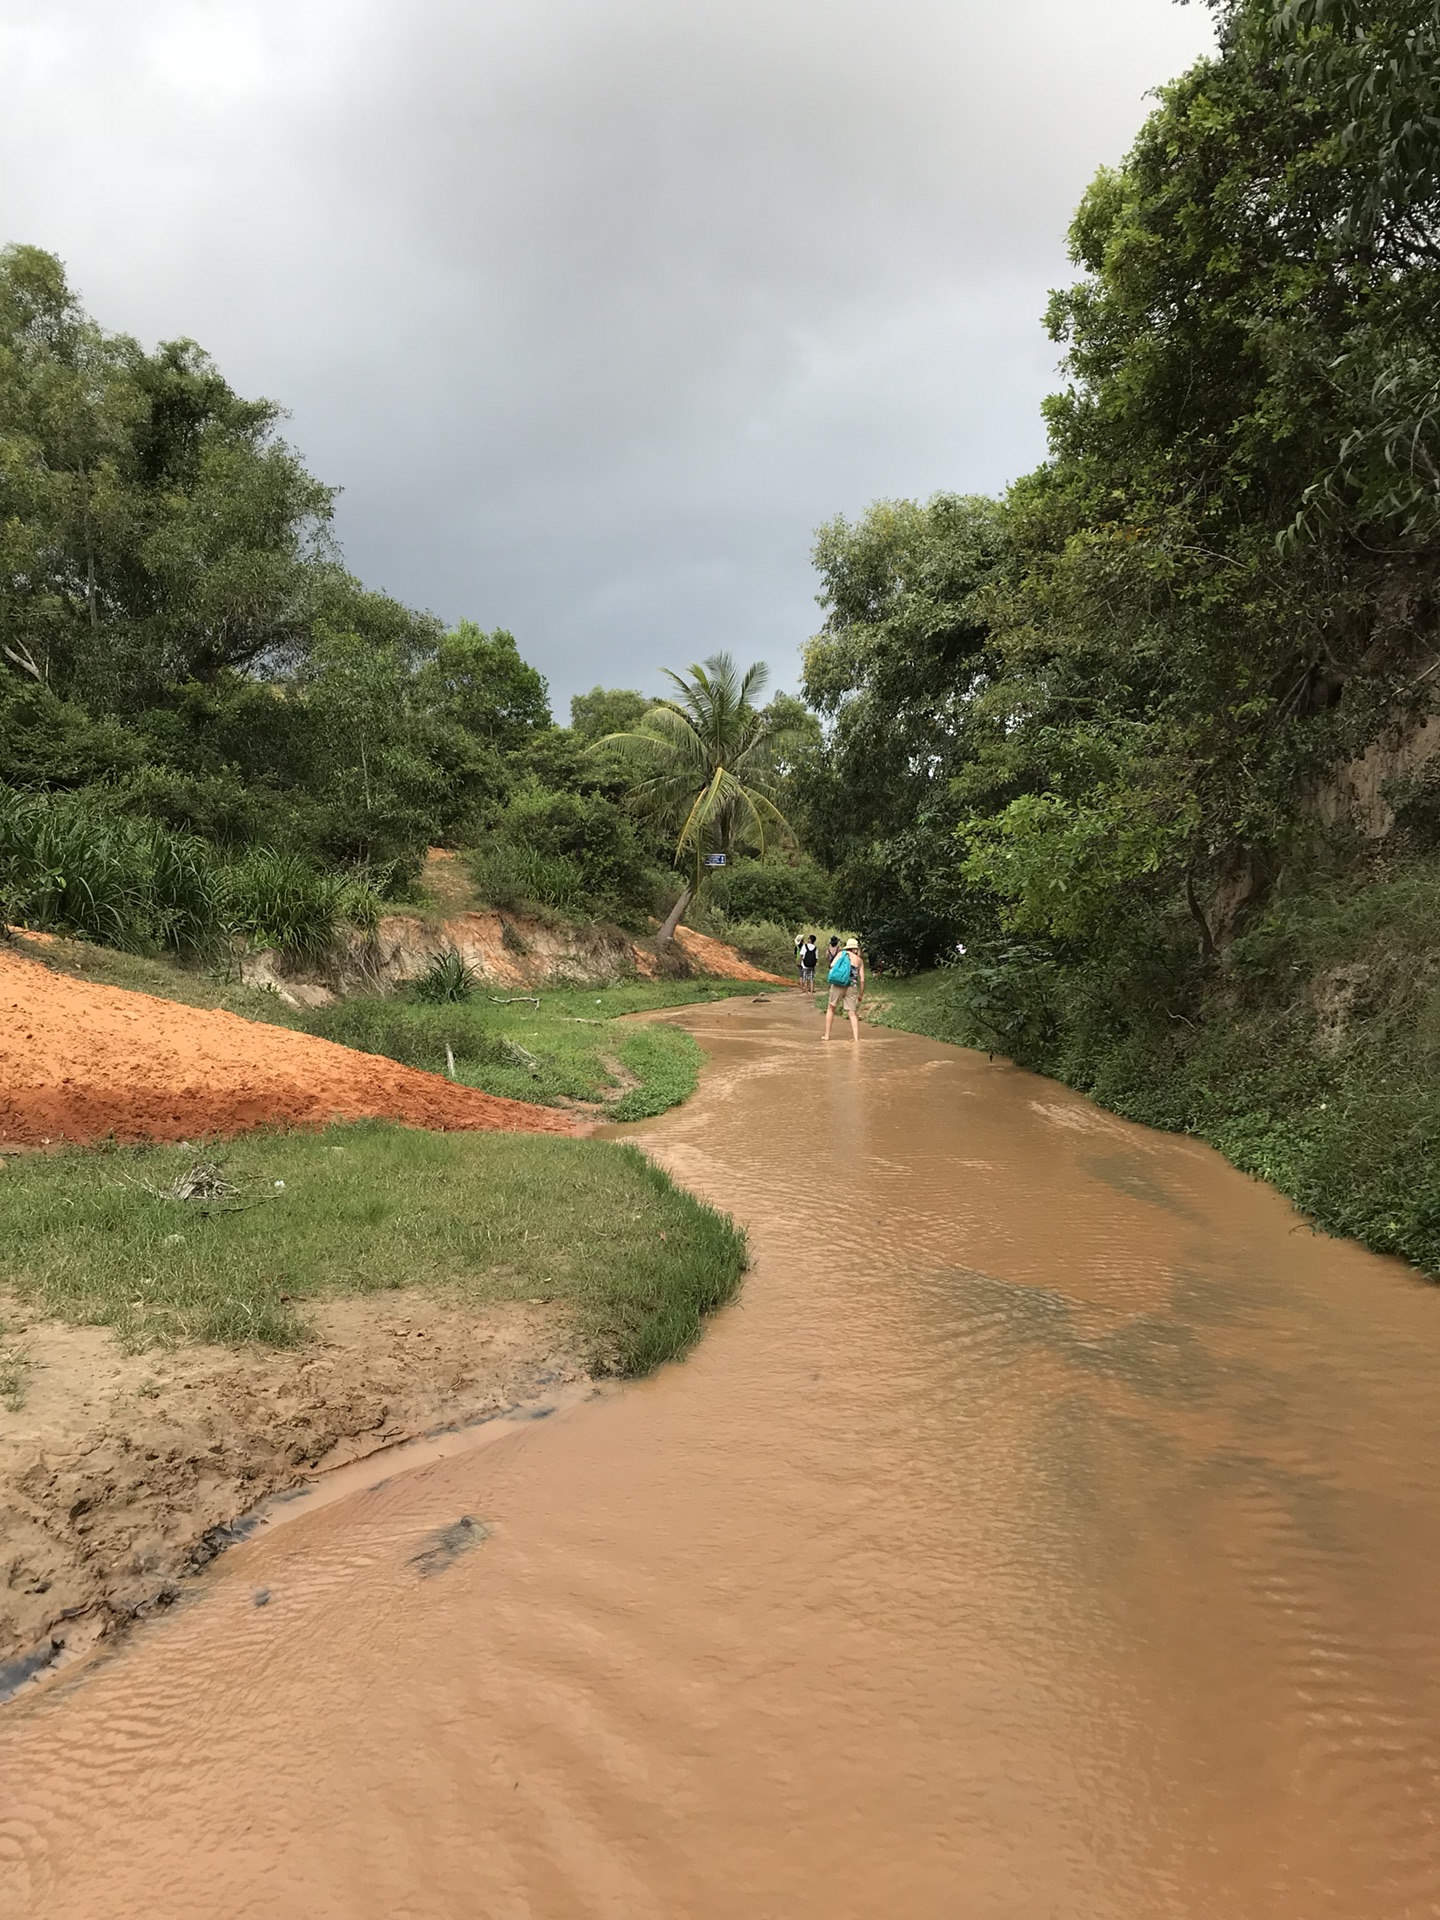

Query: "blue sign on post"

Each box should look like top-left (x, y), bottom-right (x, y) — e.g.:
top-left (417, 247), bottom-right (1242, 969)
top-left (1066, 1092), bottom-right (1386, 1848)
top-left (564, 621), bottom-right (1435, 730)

top-left (704, 853), bottom-right (727, 867)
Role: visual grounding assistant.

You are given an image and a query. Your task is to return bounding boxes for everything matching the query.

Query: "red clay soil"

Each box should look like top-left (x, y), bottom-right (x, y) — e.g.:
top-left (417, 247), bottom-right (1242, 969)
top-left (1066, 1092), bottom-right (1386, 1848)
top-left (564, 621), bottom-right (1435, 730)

top-left (669, 926), bottom-right (790, 984)
top-left (0, 946), bottom-right (573, 1148)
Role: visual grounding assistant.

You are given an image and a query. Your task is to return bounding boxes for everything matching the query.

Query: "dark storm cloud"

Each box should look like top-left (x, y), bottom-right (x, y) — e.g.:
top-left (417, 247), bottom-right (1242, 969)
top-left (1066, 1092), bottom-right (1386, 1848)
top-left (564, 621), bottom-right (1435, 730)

top-left (0, 0), bottom-right (1213, 709)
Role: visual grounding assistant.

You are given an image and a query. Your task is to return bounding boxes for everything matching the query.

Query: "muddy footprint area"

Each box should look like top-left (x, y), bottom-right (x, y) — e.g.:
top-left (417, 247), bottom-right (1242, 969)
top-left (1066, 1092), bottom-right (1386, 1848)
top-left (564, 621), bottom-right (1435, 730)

top-left (0, 1290), bottom-right (582, 1686)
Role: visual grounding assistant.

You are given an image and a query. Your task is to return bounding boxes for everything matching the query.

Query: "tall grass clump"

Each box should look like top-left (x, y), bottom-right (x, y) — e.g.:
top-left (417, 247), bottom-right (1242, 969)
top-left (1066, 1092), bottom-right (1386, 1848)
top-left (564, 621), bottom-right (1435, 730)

top-left (220, 849), bottom-right (384, 958)
top-left (0, 784), bottom-right (221, 952)
top-left (0, 783), bottom-right (387, 959)
top-left (468, 842), bottom-right (586, 914)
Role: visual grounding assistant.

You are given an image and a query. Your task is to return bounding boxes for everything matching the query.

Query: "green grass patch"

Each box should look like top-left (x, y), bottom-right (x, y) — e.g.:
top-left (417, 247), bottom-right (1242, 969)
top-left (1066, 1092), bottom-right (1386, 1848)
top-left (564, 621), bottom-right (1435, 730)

top-left (867, 972), bottom-right (976, 1048)
top-left (0, 1124), bottom-right (748, 1374)
top-left (610, 1027), bottom-right (703, 1121)
top-left (302, 977), bottom-right (757, 1117)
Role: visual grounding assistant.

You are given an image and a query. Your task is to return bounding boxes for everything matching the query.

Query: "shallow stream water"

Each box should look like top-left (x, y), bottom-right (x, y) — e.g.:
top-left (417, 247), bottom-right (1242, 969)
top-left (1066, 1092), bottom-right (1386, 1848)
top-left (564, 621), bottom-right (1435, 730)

top-left (4, 995), bottom-right (1440, 1917)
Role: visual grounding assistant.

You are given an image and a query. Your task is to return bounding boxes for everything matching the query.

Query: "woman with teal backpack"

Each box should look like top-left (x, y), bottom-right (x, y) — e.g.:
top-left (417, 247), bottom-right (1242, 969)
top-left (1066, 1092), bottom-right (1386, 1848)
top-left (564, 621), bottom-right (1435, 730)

top-left (823, 937), bottom-right (865, 1043)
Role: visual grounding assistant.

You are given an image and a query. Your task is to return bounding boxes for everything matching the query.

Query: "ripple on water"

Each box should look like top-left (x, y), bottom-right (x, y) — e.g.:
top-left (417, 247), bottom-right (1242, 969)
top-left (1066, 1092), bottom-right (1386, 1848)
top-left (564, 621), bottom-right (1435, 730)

top-left (4, 995), bottom-right (1440, 1919)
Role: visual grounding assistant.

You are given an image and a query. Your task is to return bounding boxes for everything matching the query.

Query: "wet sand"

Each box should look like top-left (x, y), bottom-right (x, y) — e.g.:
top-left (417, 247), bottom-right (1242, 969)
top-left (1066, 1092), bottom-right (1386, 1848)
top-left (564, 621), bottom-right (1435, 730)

top-left (0, 1291), bottom-right (582, 1677)
top-left (4, 995), bottom-right (1440, 1917)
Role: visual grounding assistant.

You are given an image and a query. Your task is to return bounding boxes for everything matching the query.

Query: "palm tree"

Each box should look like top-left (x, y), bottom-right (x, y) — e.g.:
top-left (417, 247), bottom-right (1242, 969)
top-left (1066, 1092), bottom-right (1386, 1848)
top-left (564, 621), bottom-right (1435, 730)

top-left (596, 652), bottom-right (799, 949)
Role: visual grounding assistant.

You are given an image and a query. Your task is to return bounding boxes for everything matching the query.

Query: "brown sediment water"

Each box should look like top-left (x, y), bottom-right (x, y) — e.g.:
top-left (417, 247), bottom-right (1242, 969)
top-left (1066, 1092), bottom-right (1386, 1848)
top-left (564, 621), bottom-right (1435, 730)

top-left (4, 995), bottom-right (1440, 1918)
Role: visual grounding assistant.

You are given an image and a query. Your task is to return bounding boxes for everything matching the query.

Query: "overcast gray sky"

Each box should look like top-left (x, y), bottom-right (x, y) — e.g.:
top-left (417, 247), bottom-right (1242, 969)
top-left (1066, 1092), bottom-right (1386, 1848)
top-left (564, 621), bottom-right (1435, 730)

top-left (2, 0), bottom-right (1213, 712)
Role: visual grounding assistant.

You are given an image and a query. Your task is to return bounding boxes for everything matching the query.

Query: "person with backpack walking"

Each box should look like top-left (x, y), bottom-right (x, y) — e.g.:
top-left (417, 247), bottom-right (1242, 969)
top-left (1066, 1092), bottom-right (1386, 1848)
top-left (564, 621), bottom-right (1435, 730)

top-left (823, 937), bottom-right (865, 1042)
top-left (797, 932), bottom-right (819, 995)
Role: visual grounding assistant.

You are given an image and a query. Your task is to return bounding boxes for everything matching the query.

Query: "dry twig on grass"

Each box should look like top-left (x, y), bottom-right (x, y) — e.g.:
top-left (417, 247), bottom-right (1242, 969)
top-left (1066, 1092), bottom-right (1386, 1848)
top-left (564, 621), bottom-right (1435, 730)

top-left (151, 1161), bottom-right (242, 1204)
top-left (142, 1160), bottom-right (276, 1218)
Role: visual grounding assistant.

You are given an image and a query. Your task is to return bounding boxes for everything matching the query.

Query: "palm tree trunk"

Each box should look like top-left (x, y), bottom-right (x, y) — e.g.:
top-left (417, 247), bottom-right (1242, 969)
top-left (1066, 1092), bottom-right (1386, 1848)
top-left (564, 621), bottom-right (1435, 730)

top-left (656, 884), bottom-right (693, 950)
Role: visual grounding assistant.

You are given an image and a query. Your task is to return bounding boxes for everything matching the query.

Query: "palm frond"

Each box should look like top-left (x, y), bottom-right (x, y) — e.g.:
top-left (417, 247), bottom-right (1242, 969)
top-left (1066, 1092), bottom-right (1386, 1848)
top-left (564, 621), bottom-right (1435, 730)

top-left (597, 653), bottom-right (797, 878)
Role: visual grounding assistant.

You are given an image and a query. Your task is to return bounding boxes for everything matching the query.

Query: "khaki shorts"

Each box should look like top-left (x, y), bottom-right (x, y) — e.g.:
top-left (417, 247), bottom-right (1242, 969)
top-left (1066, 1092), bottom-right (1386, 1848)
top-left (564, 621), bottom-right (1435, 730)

top-left (828, 981), bottom-right (859, 1013)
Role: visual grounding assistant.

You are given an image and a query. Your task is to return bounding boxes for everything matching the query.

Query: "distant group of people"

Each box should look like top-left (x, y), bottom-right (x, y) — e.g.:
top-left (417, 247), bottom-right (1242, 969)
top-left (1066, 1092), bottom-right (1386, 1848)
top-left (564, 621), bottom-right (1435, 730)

top-left (794, 932), bottom-right (865, 1042)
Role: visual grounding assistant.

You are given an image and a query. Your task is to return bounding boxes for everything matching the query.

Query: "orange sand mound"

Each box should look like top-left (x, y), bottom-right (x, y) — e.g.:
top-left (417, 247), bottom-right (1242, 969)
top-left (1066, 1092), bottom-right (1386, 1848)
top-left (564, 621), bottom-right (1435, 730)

top-left (0, 948), bottom-right (573, 1147)
top-left (670, 926), bottom-right (790, 983)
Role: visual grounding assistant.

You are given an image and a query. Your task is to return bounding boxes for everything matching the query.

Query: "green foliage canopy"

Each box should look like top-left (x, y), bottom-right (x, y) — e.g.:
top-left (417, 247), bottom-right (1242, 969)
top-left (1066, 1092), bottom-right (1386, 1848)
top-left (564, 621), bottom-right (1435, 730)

top-left (0, 248), bottom-right (667, 949)
top-left (805, 0), bottom-right (1440, 969)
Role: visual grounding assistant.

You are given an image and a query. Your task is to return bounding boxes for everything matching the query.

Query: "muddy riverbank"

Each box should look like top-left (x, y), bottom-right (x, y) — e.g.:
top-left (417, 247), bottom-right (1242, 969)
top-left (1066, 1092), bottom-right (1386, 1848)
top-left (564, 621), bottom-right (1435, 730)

top-left (0, 1289), bottom-right (582, 1685)
top-left (5, 994), bottom-right (1440, 1918)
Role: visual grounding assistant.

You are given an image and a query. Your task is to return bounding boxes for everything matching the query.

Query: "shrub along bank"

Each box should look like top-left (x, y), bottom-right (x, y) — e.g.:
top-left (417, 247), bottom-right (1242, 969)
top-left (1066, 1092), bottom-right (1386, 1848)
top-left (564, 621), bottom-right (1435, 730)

top-left (869, 853), bottom-right (1440, 1280)
top-left (0, 1123), bottom-right (748, 1376)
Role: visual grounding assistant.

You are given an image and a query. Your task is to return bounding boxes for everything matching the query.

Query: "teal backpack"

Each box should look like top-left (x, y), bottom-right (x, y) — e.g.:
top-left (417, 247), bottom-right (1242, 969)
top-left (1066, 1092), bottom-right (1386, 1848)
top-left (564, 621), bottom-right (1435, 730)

top-left (828, 950), bottom-right (853, 987)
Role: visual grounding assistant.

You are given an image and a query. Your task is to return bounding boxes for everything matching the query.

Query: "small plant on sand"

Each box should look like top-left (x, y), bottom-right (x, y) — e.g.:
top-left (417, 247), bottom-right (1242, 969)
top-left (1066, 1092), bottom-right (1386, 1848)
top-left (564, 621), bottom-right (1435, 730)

top-left (0, 1338), bottom-right (29, 1412)
top-left (413, 947), bottom-right (479, 1004)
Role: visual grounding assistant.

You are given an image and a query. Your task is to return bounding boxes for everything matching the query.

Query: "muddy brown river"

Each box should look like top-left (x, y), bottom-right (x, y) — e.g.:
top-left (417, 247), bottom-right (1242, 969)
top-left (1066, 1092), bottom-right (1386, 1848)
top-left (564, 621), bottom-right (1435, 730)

top-left (4, 995), bottom-right (1440, 1917)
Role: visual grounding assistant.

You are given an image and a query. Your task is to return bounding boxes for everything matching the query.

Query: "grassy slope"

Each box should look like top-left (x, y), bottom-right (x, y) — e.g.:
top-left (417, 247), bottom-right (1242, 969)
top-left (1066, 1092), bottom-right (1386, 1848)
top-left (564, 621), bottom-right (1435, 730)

top-left (301, 978), bottom-right (763, 1118)
top-left (870, 858), bottom-right (1440, 1282)
top-left (2, 939), bottom-right (761, 1374)
top-left (8, 930), bottom-right (765, 1120)
top-left (3, 930), bottom-right (312, 1026)
top-left (0, 1124), bottom-right (747, 1375)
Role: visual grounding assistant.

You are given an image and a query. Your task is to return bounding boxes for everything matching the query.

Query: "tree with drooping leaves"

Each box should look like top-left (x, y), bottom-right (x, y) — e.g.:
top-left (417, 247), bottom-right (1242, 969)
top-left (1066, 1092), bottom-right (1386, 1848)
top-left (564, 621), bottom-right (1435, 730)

top-left (597, 652), bottom-right (799, 948)
top-left (0, 244), bottom-right (335, 707)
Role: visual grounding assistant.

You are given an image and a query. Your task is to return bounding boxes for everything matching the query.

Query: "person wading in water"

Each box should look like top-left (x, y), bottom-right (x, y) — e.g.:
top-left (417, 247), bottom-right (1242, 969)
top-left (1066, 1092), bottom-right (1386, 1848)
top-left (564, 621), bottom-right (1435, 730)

top-left (823, 937), bottom-right (865, 1042)
top-left (797, 933), bottom-right (819, 997)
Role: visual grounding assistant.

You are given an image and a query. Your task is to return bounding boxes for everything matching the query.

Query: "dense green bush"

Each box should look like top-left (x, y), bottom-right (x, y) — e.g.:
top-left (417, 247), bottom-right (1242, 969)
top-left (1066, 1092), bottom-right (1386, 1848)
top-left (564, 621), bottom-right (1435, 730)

top-left (703, 857), bottom-right (831, 927)
top-left (219, 848), bottom-right (385, 957)
top-left (0, 783), bottom-right (385, 957)
top-left (468, 782), bottom-right (664, 925)
top-left (467, 840), bottom-right (588, 914)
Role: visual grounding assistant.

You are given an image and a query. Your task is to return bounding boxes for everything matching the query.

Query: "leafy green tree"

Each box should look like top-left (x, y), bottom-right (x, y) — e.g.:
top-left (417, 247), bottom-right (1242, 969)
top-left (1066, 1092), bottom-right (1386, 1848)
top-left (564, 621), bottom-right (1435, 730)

top-left (800, 495), bottom-right (1004, 964)
top-left (598, 653), bottom-right (799, 946)
top-left (421, 622), bottom-right (551, 748)
top-left (0, 245), bottom-right (334, 706)
top-left (569, 685), bottom-right (649, 744)
top-left (296, 632), bottom-right (444, 869)
top-left (956, 0), bottom-right (1438, 951)
top-left (804, 0), bottom-right (1440, 972)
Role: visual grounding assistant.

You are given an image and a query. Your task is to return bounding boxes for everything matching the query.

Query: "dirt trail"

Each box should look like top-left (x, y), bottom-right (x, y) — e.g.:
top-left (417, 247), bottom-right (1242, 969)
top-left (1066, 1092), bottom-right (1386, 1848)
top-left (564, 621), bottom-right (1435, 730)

top-left (0, 944), bottom-right (573, 1148)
